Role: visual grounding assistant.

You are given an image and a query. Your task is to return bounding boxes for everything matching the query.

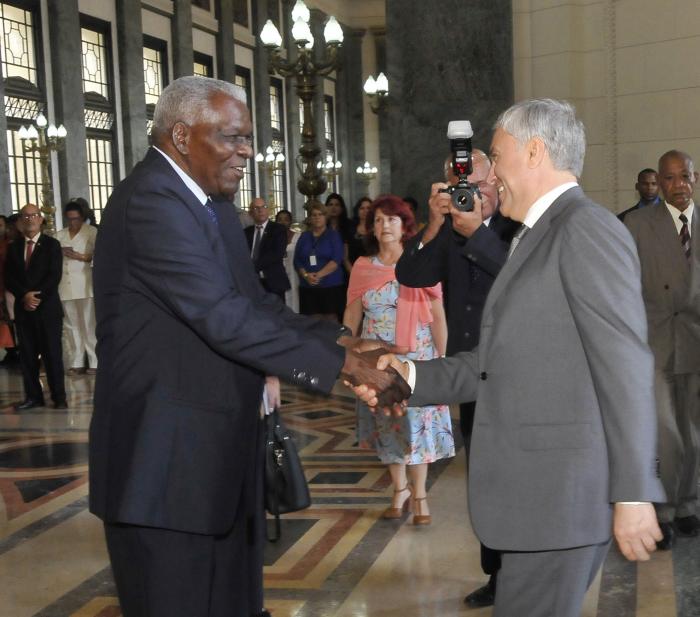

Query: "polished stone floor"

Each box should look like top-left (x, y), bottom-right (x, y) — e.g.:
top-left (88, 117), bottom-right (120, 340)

top-left (0, 365), bottom-right (697, 617)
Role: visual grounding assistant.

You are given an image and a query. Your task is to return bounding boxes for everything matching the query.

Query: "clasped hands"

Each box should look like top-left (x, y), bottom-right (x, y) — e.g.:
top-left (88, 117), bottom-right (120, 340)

top-left (338, 338), bottom-right (409, 415)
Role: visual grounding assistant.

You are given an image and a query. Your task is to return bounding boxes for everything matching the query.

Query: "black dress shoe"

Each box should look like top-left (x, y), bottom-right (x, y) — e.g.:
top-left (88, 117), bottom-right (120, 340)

top-left (675, 515), bottom-right (700, 537)
top-left (464, 579), bottom-right (496, 608)
top-left (54, 400), bottom-right (68, 409)
top-left (656, 521), bottom-right (676, 550)
top-left (16, 399), bottom-right (45, 410)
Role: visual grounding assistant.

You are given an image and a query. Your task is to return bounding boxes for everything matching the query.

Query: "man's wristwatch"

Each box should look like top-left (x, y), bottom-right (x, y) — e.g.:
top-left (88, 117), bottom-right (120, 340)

top-left (336, 325), bottom-right (353, 340)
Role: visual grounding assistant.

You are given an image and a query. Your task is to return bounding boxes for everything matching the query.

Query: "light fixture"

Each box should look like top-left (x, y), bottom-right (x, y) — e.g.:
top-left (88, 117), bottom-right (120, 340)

top-left (18, 111), bottom-right (68, 233)
top-left (260, 0), bottom-right (343, 206)
top-left (364, 72), bottom-right (389, 113)
top-left (255, 145), bottom-right (286, 209)
top-left (355, 161), bottom-right (378, 183)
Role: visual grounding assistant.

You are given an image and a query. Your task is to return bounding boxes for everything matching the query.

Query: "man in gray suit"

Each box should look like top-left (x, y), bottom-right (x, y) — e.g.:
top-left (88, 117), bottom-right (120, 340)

top-left (352, 99), bottom-right (664, 617)
top-left (624, 150), bottom-right (700, 549)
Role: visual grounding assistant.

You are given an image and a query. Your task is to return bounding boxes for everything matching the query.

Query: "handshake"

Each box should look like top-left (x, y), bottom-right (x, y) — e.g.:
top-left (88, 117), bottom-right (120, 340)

top-left (338, 337), bottom-right (412, 413)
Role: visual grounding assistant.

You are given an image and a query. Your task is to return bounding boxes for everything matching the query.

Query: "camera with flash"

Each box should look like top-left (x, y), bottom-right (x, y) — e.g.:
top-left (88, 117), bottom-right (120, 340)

top-left (438, 120), bottom-right (481, 212)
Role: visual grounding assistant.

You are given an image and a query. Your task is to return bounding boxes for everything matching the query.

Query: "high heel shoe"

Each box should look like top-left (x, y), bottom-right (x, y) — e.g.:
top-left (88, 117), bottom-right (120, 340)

top-left (382, 485), bottom-right (412, 519)
top-left (412, 496), bottom-right (431, 525)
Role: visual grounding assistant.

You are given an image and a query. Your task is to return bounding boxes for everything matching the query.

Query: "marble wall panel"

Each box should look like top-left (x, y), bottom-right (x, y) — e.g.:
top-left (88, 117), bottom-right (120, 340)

top-left (384, 0), bottom-right (513, 205)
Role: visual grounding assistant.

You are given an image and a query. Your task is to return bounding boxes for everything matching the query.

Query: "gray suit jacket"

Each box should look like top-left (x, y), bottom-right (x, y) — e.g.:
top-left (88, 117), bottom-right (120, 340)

top-left (410, 187), bottom-right (665, 552)
top-left (624, 203), bottom-right (700, 375)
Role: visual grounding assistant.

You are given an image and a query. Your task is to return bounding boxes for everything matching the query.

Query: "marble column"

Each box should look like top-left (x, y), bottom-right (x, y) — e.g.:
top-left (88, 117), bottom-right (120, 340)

top-left (116, 0), bottom-right (148, 171)
top-left (0, 52), bottom-right (12, 215)
top-left (335, 28), bottom-right (366, 207)
top-left (48, 0), bottom-right (89, 211)
top-left (172, 0), bottom-right (194, 78)
top-left (385, 0), bottom-right (513, 211)
top-left (251, 0), bottom-right (273, 203)
top-left (215, 0), bottom-right (236, 82)
top-left (310, 10), bottom-right (326, 201)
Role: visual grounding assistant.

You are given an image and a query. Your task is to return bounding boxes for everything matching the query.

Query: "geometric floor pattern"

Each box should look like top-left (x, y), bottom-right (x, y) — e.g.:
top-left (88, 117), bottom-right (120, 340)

top-left (0, 366), bottom-right (698, 616)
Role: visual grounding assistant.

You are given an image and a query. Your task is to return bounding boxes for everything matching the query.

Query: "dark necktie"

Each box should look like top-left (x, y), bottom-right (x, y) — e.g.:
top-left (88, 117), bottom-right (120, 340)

top-left (507, 224), bottom-right (529, 259)
top-left (25, 239), bottom-right (34, 269)
top-left (202, 198), bottom-right (218, 225)
top-left (251, 225), bottom-right (263, 261)
top-left (679, 213), bottom-right (691, 261)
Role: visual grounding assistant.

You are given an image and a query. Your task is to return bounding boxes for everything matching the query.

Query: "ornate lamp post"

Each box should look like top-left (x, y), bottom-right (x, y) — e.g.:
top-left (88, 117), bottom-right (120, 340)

top-left (18, 112), bottom-right (67, 234)
top-left (255, 145), bottom-right (286, 209)
top-left (260, 0), bottom-right (343, 205)
top-left (355, 161), bottom-right (378, 185)
top-left (364, 72), bottom-right (389, 113)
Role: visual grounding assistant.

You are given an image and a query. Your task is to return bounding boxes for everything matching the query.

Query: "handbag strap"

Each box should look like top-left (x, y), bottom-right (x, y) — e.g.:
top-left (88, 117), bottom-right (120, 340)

top-left (266, 407), bottom-right (283, 542)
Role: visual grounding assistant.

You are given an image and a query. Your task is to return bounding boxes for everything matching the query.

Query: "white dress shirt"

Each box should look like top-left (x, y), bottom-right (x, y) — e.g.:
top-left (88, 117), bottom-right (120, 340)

top-left (665, 201), bottom-right (694, 236)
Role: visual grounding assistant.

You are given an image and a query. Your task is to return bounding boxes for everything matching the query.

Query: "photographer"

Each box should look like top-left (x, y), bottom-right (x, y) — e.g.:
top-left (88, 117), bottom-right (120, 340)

top-left (396, 144), bottom-right (518, 608)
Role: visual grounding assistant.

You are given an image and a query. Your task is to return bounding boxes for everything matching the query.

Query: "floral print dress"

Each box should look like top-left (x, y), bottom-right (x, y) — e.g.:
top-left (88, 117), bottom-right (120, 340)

top-left (356, 259), bottom-right (455, 465)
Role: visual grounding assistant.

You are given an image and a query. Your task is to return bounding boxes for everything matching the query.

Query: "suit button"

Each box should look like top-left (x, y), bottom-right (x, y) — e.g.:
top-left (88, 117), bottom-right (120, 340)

top-left (465, 305), bottom-right (472, 312)
top-left (467, 253), bottom-right (474, 260)
top-left (480, 372), bottom-right (488, 380)
top-left (464, 332), bottom-right (471, 339)
top-left (664, 284), bottom-right (670, 290)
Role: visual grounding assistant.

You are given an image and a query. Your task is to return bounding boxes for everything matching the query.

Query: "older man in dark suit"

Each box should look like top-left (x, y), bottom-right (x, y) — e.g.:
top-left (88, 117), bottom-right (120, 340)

top-left (354, 99), bottom-right (665, 617)
top-left (5, 203), bottom-right (66, 409)
top-left (90, 76), bottom-right (406, 617)
top-left (245, 197), bottom-right (290, 300)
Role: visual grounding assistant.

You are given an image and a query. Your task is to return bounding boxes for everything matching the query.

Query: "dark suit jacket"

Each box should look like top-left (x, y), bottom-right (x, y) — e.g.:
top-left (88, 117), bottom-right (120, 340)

top-left (244, 220), bottom-right (291, 295)
top-left (410, 187), bottom-right (665, 551)
top-left (5, 233), bottom-right (63, 325)
top-left (396, 213), bottom-right (519, 355)
top-left (89, 148), bottom-right (345, 535)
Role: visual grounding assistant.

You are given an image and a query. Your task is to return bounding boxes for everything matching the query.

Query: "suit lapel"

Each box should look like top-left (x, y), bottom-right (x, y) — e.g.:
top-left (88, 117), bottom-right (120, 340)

top-left (482, 203), bottom-right (557, 316)
top-left (650, 204), bottom-right (689, 279)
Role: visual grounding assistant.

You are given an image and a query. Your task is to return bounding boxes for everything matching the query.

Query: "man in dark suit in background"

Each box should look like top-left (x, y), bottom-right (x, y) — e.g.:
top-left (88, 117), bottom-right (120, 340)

top-left (618, 167), bottom-right (661, 221)
top-left (90, 76), bottom-right (406, 617)
top-left (245, 197), bottom-right (290, 300)
top-left (355, 99), bottom-right (665, 617)
top-left (5, 203), bottom-right (66, 409)
top-left (396, 149), bottom-right (518, 608)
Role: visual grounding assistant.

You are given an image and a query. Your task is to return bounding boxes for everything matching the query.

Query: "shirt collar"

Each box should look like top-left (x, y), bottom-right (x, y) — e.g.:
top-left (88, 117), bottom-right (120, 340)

top-left (153, 146), bottom-right (208, 206)
top-left (24, 232), bottom-right (41, 243)
top-left (255, 219), bottom-right (269, 231)
top-left (523, 182), bottom-right (579, 229)
top-left (665, 200), bottom-right (694, 221)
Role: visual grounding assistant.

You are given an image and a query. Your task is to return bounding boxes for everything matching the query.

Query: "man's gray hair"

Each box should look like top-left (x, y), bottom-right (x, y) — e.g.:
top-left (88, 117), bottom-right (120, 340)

top-left (494, 99), bottom-right (586, 178)
top-left (152, 75), bottom-right (247, 137)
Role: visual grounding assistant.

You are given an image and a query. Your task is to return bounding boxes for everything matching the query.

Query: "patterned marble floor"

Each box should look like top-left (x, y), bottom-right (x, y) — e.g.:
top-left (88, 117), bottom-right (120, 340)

top-left (0, 365), bottom-right (697, 617)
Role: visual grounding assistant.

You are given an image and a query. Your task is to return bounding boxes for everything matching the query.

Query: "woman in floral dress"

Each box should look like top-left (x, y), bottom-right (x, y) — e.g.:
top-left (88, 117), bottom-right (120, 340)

top-left (343, 194), bottom-right (454, 525)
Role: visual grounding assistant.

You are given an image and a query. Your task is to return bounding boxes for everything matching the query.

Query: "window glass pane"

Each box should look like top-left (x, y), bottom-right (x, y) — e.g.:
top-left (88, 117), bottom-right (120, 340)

top-left (233, 0), bottom-right (248, 28)
top-left (235, 68), bottom-right (254, 211)
top-left (0, 2), bottom-right (37, 85)
top-left (269, 80), bottom-right (286, 214)
top-left (85, 134), bottom-right (114, 222)
top-left (143, 45), bottom-right (164, 106)
top-left (81, 27), bottom-right (109, 99)
top-left (7, 127), bottom-right (42, 212)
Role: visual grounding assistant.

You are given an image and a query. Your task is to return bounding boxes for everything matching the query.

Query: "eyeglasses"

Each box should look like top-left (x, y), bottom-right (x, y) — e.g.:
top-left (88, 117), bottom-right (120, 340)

top-left (229, 134), bottom-right (254, 147)
top-left (21, 213), bottom-right (41, 220)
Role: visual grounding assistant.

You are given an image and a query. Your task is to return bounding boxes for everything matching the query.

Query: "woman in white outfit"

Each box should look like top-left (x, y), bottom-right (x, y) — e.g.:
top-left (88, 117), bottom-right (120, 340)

top-left (56, 201), bottom-right (98, 374)
top-left (275, 209), bottom-right (300, 312)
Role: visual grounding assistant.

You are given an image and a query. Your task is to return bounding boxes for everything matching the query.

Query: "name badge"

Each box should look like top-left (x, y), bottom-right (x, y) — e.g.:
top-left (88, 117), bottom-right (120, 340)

top-left (309, 255), bottom-right (317, 266)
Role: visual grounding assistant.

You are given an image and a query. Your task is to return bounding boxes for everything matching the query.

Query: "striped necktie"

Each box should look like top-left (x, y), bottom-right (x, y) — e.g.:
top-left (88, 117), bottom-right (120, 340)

top-left (679, 213), bottom-right (691, 261)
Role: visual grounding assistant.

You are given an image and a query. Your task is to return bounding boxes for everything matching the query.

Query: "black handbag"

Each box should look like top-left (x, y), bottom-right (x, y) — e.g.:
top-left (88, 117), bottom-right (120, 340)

top-left (264, 407), bottom-right (311, 542)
